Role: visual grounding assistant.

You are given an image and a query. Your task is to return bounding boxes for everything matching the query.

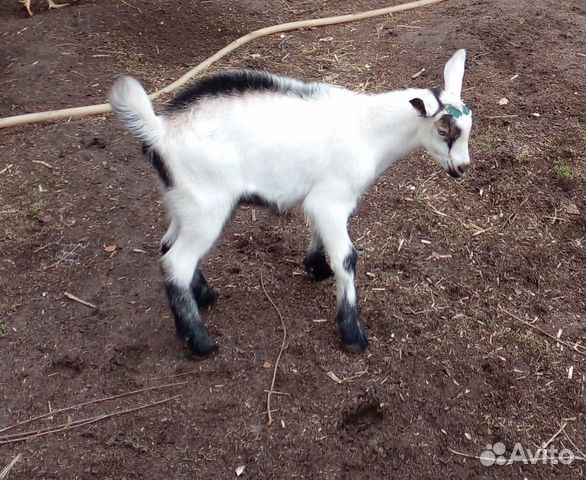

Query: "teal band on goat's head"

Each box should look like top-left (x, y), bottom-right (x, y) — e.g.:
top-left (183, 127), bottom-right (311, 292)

top-left (445, 104), bottom-right (471, 118)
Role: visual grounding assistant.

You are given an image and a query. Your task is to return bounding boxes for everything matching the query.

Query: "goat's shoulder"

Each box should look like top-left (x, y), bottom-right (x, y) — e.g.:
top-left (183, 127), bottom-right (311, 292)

top-left (165, 70), bottom-right (333, 113)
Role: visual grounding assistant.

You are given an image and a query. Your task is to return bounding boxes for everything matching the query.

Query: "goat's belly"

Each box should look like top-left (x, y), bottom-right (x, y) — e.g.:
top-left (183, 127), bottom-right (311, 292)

top-left (242, 171), bottom-right (313, 211)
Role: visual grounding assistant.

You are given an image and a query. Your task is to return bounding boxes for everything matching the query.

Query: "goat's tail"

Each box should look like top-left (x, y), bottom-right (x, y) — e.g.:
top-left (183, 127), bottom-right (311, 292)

top-left (109, 76), bottom-right (162, 146)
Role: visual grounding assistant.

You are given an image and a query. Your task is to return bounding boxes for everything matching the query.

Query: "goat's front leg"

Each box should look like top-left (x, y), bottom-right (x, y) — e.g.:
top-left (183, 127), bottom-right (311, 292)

top-left (304, 201), bottom-right (368, 352)
top-left (303, 227), bottom-right (334, 281)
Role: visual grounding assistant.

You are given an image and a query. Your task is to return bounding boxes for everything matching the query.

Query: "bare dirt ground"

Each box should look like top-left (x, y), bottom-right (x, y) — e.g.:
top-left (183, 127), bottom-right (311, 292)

top-left (0, 0), bottom-right (584, 478)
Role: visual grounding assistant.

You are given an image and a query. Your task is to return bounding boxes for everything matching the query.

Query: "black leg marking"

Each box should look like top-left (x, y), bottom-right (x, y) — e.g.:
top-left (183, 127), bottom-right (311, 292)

top-left (343, 247), bottom-right (358, 276)
top-left (303, 248), bottom-right (334, 282)
top-left (160, 241), bottom-right (172, 255)
top-left (191, 270), bottom-right (218, 309)
top-left (141, 142), bottom-right (173, 188)
top-left (335, 297), bottom-right (368, 353)
top-left (165, 282), bottom-right (217, 357)
top-left (336, 248), bottom-right (366, 352)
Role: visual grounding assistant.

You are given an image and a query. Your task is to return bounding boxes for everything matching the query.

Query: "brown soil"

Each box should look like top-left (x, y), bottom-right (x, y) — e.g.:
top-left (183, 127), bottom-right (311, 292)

top-left (0, 1), bottom-right (584, 479)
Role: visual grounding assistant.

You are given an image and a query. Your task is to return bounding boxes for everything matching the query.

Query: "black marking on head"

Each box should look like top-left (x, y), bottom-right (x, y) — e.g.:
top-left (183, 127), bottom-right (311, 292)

top-left (435, 114), bottom-right (461, 150)
top-left (165, 70), bottom-right (321, 112)
top-left (343, 248), bottom-right (358, 276)
top-left (429, 87), bottom-right (445, 116)
top-left (409, 98), bottom-right (427, 117)
top-left (142, 142), bottom-right (173, 188)
top-left (335, 297), bottom-right (368, 353)
top-left (303, 248), bottom-right (334, 282)
top-left (165, 281), bottom-right (217, 357)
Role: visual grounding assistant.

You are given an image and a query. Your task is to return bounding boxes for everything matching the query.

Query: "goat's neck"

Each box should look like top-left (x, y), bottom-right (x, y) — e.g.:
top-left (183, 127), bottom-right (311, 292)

top-left (357, 89), bottom-right (426, 176)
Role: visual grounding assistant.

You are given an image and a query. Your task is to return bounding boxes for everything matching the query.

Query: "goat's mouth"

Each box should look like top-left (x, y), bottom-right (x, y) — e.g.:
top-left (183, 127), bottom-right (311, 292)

top-left (446, 163), bottom-right (467, 178)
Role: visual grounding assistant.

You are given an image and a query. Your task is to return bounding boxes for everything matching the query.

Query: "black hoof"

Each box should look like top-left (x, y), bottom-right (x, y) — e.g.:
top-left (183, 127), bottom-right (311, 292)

top-left (342, 334), bottom-right (368, 353)
top-left (335, 300), bottom-right (368, 353)
top-left (186, 331), bottom-right (218, 358)
top-left (303, 251), bottom-right (334, 282)
top-left (340, 325), bottom-right (368, 353)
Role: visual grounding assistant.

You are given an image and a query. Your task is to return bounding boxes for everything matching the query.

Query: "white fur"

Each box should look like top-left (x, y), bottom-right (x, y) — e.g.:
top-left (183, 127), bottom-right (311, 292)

top-left (109, 76), bottom-right (162, 146)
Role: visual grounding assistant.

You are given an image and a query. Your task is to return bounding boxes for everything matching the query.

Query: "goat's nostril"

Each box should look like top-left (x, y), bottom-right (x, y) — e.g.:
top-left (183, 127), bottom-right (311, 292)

top-left (457, 164), bottom-right (469, 175)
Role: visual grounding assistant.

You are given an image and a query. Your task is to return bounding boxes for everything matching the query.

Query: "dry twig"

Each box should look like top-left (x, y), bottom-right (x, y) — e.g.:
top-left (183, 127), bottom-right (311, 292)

top-left (411, 67), bottom-right (425, 78)
top-left (0, 164), bottom-right (14, 175)
top-left (448, 447), bottom-right (487, 461)
top-left (32, 160), bottom-right (53, 169)
top-left (559, 420), bottom-right (586, 456)
top-left (45, 242), bottom-right (84, 270)
top-left (64, 291), bottom-right (96, 309)
top-left (501, 308), bottom-right (586, 357)
top-left (0, 381), bottom-right (187, 434)
top-left (536, 421), bottom-right (567, 458)
top-left (260, 268), bottom-right (288, 425)
top-left (144, 369), bottom-right (200, 382)
top-left (0, 453), bottom-right (22, 480)
top-left (0, 395), bottom-right (180, 445)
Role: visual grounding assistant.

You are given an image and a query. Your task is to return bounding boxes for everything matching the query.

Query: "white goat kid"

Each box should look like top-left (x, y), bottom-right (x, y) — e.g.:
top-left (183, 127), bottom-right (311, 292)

top-left (109, 49), bottom-right (472, 357)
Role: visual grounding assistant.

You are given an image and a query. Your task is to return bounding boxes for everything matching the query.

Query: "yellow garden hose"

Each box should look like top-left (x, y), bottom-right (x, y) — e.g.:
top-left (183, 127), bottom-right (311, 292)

top-left (0, 0), bottom-right (448, 130)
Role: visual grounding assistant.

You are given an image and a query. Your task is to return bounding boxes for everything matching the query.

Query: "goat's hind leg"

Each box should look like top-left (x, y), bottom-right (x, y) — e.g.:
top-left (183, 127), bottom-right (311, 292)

top-left (303, 228), bottom-right (334, 281)
top-left (161, 219), bottom-right (178, 254)
top-left (161, 220), bottom-right (217, 308)
top-left (162, 203), bottom-right (230, 357)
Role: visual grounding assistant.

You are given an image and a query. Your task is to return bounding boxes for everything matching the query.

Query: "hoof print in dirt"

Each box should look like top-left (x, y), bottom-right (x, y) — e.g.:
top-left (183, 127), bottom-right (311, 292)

top-left (341, 398), bottom-right (384, 433)
top-left (84, 137), bottom-right (107, 149)
top-left (50, 353), bottom-right (84, 376)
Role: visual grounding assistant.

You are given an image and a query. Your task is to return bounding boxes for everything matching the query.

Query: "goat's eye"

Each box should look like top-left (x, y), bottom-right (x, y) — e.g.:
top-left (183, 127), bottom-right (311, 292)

top-left (438, 129), bottom-right (448, 137)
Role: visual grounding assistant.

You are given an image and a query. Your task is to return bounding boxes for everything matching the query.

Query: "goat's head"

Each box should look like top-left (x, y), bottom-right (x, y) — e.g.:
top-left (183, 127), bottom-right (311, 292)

top-left (409, 49), bottom-right (472, 178)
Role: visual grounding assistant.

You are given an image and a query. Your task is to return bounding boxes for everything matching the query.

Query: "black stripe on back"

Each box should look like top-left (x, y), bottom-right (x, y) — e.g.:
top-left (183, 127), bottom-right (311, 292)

top-left (165, 70), bottom-right (321, 112)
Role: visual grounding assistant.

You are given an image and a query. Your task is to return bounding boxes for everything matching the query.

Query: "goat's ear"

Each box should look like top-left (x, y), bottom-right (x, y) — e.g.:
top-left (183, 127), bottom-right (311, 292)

top-left (409, 98), bottom-right (427, 117)
top-left (444, 49), bottom-right (466, 99)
